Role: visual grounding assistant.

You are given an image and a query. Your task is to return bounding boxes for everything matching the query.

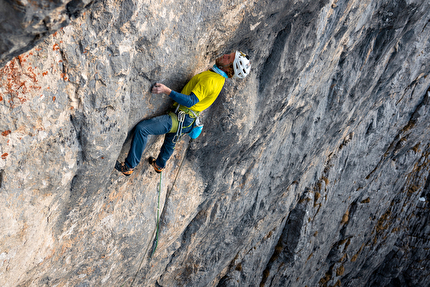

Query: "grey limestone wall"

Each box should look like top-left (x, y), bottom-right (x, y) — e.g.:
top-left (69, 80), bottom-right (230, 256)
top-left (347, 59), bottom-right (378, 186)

top-left (0, 0), bottom-right (429, 286)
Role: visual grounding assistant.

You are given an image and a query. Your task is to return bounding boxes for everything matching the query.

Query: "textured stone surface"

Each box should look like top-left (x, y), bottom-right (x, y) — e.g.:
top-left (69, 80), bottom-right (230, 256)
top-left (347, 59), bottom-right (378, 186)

top-left (1, 0), bottom-right (430, 286)
top-left (0, 0), bottom-right (94, 67)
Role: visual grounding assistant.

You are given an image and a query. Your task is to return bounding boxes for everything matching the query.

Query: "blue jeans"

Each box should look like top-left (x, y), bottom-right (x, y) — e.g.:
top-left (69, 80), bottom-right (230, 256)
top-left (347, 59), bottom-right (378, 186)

top-left (125, 113), bottom-right (195, 169)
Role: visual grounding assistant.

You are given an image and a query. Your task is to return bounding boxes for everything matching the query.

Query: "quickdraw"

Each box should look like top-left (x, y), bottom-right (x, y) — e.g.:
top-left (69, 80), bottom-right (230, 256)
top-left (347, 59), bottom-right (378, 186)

top-left (172, 105), bottom-right (200, 143)
top-left (173, 110), bottom-right (186, 143)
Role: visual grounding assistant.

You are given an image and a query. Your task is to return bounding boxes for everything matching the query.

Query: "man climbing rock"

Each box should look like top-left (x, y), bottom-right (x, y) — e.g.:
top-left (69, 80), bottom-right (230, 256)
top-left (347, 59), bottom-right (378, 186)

top-left (116, 51), bottom-right (251, 176)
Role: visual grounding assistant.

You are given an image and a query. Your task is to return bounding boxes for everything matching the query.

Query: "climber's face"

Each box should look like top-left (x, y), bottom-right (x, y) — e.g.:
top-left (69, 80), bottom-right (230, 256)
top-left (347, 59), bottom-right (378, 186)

top-left (216, 52), bottom-right (235, 68)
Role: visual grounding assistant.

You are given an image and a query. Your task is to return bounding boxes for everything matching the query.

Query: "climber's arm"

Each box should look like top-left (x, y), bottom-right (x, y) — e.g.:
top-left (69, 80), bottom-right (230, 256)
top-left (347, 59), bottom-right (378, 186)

top-left (152, 83), bottom-right (199, 107)
top-left (168, 90), bottom-right (199, 107)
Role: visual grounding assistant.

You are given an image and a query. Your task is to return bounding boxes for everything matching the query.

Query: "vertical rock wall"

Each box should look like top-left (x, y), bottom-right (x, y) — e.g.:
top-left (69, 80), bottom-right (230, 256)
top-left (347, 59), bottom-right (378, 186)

top-left (0, 0), bottom-right (429, 286)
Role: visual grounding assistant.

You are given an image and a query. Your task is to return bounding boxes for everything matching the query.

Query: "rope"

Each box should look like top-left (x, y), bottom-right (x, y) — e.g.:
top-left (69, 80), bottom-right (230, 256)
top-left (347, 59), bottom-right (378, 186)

top-left (126, 171), bottom-right (163, 287)
top-left (150, 171), bottom-right (163, 258)
top-left (125, 140), bottom-right (190, 286)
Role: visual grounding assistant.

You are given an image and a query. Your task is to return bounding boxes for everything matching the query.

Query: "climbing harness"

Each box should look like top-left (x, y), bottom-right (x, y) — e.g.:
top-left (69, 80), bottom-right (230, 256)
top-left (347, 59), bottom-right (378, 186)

top-left (169, 105), bottom-right (203, 142)
top-left (150, 171), bottom-right (162, 258)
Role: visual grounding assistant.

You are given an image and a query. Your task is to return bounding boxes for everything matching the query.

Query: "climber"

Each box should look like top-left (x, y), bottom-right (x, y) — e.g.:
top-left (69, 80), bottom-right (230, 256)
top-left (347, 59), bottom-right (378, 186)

top-left (115, 51), bottom-right (251, 176)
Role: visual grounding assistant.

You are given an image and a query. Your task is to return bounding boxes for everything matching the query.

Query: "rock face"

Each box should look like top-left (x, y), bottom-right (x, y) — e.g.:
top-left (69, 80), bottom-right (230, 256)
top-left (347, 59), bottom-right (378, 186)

top-left (1, 0), bottom-right (430, 286)
top-left (0, 0), bottom-right (93, 67)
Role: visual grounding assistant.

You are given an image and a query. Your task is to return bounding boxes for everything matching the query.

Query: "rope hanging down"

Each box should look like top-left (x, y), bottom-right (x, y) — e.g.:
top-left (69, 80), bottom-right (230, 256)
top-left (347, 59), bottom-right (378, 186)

top-left (126, 146), bottom-right (188, 287)
top-left (150, 171), bottom-right (162, 258)
top-left (126, 171), bottom-right (163, 287)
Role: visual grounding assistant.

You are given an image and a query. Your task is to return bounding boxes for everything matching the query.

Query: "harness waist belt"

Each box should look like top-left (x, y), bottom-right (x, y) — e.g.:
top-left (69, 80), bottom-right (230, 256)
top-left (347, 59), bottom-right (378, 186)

top-left (178, 105), bottom-right (200, 118)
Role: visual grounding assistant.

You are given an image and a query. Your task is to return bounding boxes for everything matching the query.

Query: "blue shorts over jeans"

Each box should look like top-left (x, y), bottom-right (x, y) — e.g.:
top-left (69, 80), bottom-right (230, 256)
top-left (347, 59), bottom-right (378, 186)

top-left (125, 113), bottom-right (195, 169)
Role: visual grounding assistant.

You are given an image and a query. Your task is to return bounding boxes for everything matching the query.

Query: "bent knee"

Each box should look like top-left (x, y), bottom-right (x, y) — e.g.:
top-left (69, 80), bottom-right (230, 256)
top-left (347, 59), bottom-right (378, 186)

top-left (135, 123), bottom-right (151, 136)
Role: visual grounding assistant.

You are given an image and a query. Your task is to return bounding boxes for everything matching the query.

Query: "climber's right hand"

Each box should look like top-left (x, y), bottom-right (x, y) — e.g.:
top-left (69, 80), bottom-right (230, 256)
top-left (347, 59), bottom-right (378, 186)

top-left (152, 83), bottom-right (172, 95)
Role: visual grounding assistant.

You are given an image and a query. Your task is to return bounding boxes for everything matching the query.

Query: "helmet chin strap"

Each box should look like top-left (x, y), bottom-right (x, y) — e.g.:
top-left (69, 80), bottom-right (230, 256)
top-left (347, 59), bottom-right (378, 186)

top-left (215, 57), bottom-right (233, 69)
top-left (217, 62), bottom-right (229, 68)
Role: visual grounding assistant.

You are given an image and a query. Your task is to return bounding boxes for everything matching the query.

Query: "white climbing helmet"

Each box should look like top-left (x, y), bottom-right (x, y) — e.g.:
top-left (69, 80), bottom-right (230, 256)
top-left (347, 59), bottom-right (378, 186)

top-left (233, 51), bottom-right (251, 79)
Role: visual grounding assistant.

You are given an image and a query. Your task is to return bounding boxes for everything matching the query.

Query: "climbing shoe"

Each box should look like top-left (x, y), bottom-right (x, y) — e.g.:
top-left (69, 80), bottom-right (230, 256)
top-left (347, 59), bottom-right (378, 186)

top-left (115, 161), bottom-right (134, 176)
top-left (148, 157), bottom-right (164, 173)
